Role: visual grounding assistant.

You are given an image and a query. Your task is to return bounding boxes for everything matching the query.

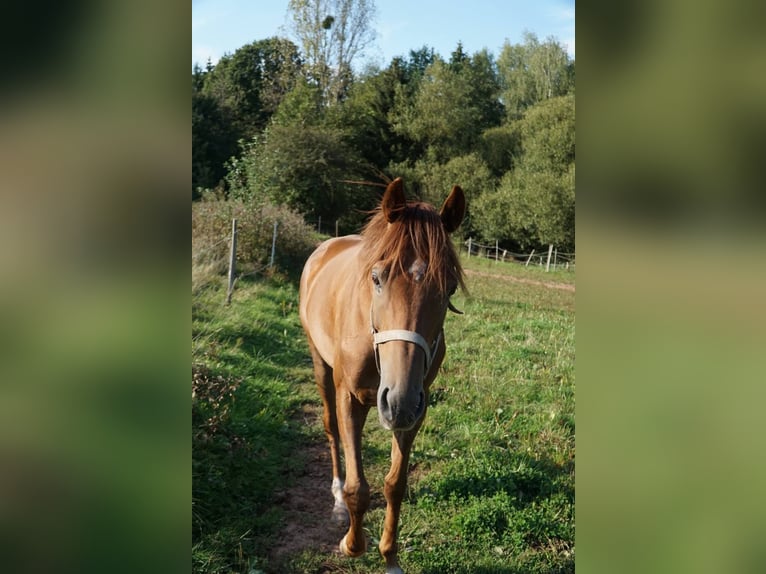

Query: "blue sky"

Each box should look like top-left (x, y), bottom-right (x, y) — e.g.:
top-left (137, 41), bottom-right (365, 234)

top-left (192, 0), bottom-right (574, 68)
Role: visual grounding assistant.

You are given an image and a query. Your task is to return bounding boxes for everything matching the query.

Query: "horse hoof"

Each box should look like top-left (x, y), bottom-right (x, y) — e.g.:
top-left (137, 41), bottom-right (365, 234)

top-left (385, 567), bottom-right (404, 574)
top-left (339, 534), bottom-right (366, 557)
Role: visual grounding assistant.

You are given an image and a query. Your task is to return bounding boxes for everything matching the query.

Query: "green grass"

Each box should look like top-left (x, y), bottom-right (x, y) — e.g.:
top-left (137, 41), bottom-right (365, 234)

top-left (192, 257), bottom-right (574, 574)
top-left (192, 273), bottom-right (317, 573)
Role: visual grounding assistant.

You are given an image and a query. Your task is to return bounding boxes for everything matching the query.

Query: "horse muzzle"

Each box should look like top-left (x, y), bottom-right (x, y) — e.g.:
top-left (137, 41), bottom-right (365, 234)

top-left (370, 307), bottom-right (441, 431)
top-left (377, 382), bottom-right (426, 431)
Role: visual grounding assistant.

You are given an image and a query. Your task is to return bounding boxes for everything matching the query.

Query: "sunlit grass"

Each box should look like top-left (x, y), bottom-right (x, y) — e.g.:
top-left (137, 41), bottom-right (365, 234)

top-left (192, 257), bottom-right (575, 573)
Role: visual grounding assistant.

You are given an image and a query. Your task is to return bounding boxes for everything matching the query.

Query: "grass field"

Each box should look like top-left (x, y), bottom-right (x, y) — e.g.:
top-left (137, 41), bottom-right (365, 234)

top-left (192, 253), bottom-right (574, 574)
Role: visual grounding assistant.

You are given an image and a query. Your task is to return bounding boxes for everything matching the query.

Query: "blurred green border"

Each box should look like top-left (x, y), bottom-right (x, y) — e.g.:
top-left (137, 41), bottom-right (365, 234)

top-left (2, 1), bottom-right (766, 573)
top-left (578, 1), bottom-right (766, 573)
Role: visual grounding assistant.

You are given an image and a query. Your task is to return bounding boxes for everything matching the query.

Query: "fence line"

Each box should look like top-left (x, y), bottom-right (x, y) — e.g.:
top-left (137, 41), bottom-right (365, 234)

top-left (195, 225), bottom-right (576, 309)
top-left (191, 235), bottom-right (230, 259)
top-left (464, 238), bottom-right (575, 270)
top-left (193, 219), bottom-right (282, 305)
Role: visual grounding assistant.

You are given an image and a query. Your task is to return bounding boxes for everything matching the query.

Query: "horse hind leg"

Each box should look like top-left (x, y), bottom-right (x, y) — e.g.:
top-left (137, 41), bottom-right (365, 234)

top-left (308, 341), bottom-right (348, 526)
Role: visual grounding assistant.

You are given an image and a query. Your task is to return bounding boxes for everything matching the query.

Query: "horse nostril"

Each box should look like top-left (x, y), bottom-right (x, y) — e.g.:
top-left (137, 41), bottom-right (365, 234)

top-left (379, 386), bottom-right (390, 415)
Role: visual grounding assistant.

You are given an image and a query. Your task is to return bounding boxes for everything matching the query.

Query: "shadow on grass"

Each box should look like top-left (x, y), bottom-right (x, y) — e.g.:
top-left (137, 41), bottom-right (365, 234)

top-left (193, 275), bottom-right (320, 573)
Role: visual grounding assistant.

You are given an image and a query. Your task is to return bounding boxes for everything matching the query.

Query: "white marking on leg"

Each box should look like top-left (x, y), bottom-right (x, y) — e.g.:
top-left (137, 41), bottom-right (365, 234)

top-left (331, 478), bottom-right (345, 503)
top-left (331, 478), bottom-right (348, 525)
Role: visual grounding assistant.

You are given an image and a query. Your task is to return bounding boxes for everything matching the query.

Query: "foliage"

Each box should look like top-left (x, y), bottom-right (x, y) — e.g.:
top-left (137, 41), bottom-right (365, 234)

top-left (326, 64), bottom-right (408, 169)
top-left (191, 196), bottom-right (320, 292)
top-left (224, 121), bottom-right (373, 230)
top-left (201, 37), bottom-right (302, 135)
top-left (192, 30), bottom-right (575, 253)
top-left (413, 153), bottom-right (496, 239)
top-left (475, 165), bottom-right (575, 250)
top-left (269, 76), bottom-right (323, 126)
top-left (498, 31), bottom-right (574, 120)
top-left (391, 50), bottom-right (502, 163)
top-left (418, 154), bottom-right (494, 205)
top-left (479, 123), bottom-right (522, 177)
top-left (473, 95), bottom-right (575, 250)
top-left (519, 93), bottom-right (576, 174)
top-left (192, 65), bottom-right (241, 195)
top-left (192, 39), bottom-right (302, 194)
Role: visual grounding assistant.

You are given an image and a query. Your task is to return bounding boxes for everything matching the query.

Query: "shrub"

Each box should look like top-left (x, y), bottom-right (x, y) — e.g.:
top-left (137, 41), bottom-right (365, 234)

top-left (192, 196), bottom-right (320, 291)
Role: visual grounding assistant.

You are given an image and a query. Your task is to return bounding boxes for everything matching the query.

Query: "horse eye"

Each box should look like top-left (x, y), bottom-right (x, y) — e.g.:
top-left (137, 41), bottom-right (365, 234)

top-left (372, 271), bottom-right (381, 287)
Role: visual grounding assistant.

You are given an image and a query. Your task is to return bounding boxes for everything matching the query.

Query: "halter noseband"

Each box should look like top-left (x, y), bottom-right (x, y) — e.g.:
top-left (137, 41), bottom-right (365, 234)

top-left (370, 305), bottom-right (442, 376)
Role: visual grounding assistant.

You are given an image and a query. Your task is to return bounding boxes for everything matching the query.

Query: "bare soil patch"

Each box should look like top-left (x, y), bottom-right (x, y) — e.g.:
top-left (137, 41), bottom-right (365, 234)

top-left (269, 404), bottom-right (346, 564)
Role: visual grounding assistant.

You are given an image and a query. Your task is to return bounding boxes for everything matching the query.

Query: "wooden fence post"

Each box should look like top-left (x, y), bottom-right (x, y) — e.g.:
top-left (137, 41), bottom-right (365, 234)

top-left (226, 218), bottom-right (238, 305)
top-left (269, 221), bottom-right (278, 269)
top-left (467, 237), bottom-right (472, 258)
top-left (335, 219), bottom-right (339, 237)
top-left (545, 244), bottom-right (553, 272)
top-left (495, 240), bottom-right (499, 263)
top-left (318, 216), bottom-right (321, 234)
top-left (525, 249), bottom-right (535, 267)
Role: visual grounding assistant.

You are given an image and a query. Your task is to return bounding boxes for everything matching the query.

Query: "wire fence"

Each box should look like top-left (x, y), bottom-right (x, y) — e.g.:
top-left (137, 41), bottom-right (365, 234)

top-left (194, 219), bottom-right (576, 320)
top-left (464, 238), bottom-right (575, 271)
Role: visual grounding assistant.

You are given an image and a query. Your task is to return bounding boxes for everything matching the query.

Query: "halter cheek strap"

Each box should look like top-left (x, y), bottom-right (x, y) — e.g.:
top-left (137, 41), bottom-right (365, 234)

top-left (370, 306), bottom-right (442, 376)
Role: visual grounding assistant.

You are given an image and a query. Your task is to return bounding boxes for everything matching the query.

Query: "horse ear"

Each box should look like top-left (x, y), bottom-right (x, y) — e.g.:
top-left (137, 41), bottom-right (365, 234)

top-left (440, 185), bottom-right (466, 233)
top-left (382, 177), bottom-right (406, 222)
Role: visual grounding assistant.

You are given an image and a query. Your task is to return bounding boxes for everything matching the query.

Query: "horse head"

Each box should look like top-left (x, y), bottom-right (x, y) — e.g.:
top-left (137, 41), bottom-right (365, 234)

top-left (365, 178), bottom-right (465, 431)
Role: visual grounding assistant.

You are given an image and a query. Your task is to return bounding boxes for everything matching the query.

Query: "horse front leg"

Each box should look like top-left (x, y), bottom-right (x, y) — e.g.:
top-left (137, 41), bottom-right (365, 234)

top-left (379, 421), bottom-right (423, 574)
top-left (336, 386), bottom-right (371, 557)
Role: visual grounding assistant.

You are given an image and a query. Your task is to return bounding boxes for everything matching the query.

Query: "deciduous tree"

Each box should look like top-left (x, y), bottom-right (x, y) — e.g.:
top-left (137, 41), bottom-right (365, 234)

top-left (473, 94), bottom-right (575, 250)
top-left (287, 0), bottom-right (376, 104)
top-left (497, 32), bottom-right (574, 120)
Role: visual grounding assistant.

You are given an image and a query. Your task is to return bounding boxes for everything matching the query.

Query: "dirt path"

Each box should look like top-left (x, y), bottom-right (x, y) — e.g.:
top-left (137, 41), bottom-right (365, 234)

top-left (268, 404), bottom-right (346, 566)
top-left (464, 268), bottom-right (575, 292)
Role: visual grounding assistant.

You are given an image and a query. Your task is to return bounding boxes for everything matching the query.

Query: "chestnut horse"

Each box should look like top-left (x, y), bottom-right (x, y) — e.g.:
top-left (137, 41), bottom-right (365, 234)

top-left (299, 178), bottom-right (465, 574)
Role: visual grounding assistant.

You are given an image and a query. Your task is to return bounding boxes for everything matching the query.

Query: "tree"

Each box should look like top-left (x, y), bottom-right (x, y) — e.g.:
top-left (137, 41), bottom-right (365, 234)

top-left (390, 45), bottom-right (502, 163)
top-left (479, 124), bottom-right (522, 177)
top-left (287, 0), bottom-right (377, 104)
top-left (224, 121), bottom-right (371, 226)
top-left (472, 94), bottom-right (575, 250)
top-left (192, 38), bottom-right (302, 196)
top-left (497, 32), bottom-right (574, 120)
top-left (417, 153), bottom-right (495, 238)
top-left (202, 37), bottom-right (302, 135)
top-left (403, 46), bottom-right (437, 82)
top-left (193, 64), bottom-right (239, 195)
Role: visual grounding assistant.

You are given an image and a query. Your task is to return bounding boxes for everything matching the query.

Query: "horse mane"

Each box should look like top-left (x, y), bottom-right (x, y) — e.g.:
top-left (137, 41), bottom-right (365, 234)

top-left (359, 201), bottom-right (465, 295)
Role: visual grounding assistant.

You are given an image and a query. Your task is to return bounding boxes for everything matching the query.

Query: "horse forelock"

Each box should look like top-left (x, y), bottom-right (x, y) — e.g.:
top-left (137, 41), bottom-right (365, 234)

top-left (359, 202), bottom-right (465, 294)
